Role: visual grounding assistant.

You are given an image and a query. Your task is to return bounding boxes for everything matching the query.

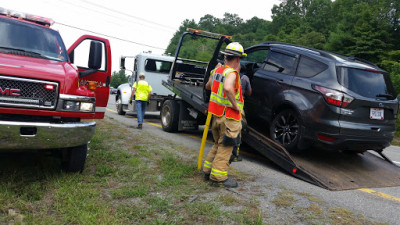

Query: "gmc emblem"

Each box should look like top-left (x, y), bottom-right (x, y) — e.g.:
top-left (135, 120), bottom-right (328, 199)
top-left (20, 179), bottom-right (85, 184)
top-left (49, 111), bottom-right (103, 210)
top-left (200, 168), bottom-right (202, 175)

top-left (0, 87), bottom-right (21, 96)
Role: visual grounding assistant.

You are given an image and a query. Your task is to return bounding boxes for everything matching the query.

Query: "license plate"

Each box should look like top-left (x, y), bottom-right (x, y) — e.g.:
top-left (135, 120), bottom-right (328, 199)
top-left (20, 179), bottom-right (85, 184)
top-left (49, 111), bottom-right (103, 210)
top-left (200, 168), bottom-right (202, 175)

top-left (370, 108), bottom-right (384, 120)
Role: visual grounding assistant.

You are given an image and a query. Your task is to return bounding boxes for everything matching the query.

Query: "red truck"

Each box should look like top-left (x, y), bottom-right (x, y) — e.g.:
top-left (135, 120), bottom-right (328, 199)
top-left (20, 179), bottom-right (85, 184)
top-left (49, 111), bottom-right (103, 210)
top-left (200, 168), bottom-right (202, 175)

top-left (0, 8), bottom-right (111, 172)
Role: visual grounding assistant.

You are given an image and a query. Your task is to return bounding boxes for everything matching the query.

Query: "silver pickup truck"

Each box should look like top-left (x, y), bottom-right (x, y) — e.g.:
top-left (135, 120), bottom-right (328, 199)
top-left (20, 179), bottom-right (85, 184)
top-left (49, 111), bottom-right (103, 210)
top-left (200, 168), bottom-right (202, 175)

top-left (116, 52), bottom-right (174, 115)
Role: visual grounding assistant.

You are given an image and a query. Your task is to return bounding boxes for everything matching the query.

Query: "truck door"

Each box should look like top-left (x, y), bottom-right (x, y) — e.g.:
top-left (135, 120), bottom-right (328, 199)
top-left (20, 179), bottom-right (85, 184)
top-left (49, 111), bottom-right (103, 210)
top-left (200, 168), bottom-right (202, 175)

top-left (68, 35), bottom-right (112, 119)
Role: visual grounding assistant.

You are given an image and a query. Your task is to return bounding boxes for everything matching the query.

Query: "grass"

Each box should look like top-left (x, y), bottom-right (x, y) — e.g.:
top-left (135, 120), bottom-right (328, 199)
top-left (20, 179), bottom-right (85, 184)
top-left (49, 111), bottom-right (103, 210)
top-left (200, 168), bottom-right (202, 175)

top-left (272, 190), bottom-right (299, 208)
top-left (0, 117), bottom-right (391, 224)
top-left (392, 117), bottom-right (400, 146)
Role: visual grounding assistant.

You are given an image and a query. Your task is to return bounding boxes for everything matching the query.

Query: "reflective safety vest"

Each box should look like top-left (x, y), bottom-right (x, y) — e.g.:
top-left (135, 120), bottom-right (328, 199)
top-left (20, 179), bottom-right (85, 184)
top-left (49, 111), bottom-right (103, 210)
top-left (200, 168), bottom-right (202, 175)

top-left (208, 65), bottom-right (244, 121)
top-left (133, 80), bottom-right (152, 101)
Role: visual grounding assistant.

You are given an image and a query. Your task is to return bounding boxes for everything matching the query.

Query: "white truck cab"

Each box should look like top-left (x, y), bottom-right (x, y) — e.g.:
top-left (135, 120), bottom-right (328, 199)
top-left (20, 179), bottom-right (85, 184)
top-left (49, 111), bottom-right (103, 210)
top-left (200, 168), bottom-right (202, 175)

top-left (116, 52), bottom-right (174, 115)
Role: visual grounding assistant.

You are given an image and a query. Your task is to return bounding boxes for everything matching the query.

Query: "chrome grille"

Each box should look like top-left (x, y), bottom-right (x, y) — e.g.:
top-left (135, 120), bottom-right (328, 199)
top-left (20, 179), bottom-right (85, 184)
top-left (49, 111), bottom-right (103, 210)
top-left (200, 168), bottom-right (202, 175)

top-left (0, 75), bottom-right (58, 109)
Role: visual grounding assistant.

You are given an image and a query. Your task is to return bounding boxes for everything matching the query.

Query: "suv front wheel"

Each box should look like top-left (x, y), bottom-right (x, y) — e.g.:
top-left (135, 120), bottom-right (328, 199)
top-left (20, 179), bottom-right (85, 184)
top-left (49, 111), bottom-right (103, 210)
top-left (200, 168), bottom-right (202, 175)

top-left (270, 109), bottom-right (302, 152)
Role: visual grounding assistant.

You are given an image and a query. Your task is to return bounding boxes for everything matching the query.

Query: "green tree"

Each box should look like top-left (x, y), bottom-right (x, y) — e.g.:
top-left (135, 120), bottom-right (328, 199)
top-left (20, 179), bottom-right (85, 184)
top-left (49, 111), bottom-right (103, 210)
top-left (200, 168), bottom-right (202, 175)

top-left (165, 19), bottom-right (198, 57)
top-left (110, 70), bottom-right (128, 88)
top-left (380, 50), bottom-right (400, 95)
top-left (326, 1), bottom-right (393, 63)
top-left (198, 14), bottom-right (221, 31)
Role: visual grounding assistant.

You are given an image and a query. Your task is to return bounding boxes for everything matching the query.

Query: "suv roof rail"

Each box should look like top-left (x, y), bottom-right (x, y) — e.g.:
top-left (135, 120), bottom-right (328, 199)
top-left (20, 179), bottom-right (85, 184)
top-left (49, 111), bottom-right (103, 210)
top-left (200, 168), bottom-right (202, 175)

top-left (347, 56), bottom-right (379, 68)
top-left (328, 50), bottom-right (380, 68)
top-left (263, 41), bottom-right (337, 60)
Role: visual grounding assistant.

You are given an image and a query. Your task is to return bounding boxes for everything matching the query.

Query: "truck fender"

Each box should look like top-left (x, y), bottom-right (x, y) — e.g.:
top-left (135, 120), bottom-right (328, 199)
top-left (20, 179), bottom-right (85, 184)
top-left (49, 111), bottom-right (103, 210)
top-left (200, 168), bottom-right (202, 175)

top-left (116, 83), bottom-right (132, 105)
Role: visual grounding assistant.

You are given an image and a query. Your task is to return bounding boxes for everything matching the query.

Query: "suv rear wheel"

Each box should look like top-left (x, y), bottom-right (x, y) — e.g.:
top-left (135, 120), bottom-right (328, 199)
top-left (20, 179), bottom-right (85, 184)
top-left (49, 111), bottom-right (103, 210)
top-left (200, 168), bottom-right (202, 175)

top-left (270, 109), bottom-right (302, 152)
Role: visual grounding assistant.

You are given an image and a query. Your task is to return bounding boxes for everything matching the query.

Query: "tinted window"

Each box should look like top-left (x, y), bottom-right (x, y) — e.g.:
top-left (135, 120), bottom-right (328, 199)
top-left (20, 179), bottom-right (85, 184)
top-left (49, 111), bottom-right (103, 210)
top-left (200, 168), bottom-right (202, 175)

top-left (0, 17), bottom-right (68, 61)
top-left (296, 56), bottom-right (328, 77)
top-left (337, 67), bottom-right (396, 99)
top-left (145, 59), bottom-right (172, 74)
top-left (264, 51), bottom-right (296, 75)
top-left (245, 49), bottom-right (269, 63)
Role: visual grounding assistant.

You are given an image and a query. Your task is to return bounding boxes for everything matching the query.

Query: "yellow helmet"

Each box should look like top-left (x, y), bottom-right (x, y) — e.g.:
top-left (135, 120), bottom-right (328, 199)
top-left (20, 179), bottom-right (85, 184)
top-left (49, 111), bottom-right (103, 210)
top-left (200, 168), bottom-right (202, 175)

top-left (220, 42), bottom-right (247, 58)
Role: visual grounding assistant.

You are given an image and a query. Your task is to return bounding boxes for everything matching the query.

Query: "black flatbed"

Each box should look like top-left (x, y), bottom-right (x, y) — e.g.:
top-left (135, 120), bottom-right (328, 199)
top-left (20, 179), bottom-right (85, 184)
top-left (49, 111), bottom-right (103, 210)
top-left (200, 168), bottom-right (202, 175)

top-left (162, 79), bottom-right (208, 114)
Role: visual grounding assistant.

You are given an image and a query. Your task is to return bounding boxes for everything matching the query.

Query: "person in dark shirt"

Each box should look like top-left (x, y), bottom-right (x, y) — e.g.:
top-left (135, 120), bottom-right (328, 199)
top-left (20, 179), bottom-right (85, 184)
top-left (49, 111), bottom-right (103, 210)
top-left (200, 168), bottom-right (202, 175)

top-left (230, 72), bottom-right (252, 162)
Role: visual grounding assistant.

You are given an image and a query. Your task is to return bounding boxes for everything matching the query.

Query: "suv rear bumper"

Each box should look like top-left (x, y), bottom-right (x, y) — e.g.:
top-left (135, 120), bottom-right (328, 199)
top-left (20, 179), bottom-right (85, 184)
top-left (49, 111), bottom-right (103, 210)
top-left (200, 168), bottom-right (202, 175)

top-left (0, 120), bottom-right (96, 150)
top-left (312, 132), bottom-right (393, 151)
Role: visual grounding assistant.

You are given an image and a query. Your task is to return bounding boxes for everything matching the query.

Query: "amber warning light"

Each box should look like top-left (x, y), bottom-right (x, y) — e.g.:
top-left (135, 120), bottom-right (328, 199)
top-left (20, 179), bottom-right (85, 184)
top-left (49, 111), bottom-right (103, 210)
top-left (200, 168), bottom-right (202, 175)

top-left (87, 81), bottom-right (97, 91)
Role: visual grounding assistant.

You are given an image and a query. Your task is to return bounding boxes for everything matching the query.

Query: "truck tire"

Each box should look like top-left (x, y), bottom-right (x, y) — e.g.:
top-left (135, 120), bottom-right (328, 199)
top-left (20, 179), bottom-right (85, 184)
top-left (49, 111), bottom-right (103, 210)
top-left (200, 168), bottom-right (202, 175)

top-left (269, 109), bottom-right (302, 153)
top-left (161, 100), bottom-right (179, 132)
top-left (116, 94), bottom-right (126, 115)
top-left (61, 144), bottom-right (88, 173)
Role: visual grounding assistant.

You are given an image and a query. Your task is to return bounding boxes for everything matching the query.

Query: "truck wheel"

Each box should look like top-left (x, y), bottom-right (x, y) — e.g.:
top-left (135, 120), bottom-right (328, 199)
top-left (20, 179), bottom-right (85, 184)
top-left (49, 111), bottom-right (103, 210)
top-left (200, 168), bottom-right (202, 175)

top-left (116, 94), bottom-right (126, 115)
top-left (61, 144), bottom-right (88, 173)
top-left (161, 100), bottom-right (179, 132)
top-left (270, 109), bottom-right (302, 153)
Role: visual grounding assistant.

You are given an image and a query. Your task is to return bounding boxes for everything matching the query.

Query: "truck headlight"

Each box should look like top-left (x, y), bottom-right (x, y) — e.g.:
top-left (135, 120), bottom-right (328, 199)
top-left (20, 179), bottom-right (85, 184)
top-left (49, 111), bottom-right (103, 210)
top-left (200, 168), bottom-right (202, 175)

top-left (64, 101), bottom-right (80, 111)
top-left (80, 102), bottom-right (94, 112)
top-left (58, 94), bottom-right (96, 113)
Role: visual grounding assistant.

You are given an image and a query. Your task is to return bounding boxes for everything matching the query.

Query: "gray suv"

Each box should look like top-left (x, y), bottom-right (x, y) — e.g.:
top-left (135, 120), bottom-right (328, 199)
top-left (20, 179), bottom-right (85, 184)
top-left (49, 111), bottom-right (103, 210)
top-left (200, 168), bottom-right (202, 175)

top-left (241, 42), bottom-right (399, 153)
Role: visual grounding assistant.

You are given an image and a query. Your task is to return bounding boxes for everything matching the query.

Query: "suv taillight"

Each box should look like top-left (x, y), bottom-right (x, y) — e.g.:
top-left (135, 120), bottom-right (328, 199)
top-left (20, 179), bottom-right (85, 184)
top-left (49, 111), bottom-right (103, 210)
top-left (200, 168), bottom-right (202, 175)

top-left (314, 85), bottom-right (354, 108)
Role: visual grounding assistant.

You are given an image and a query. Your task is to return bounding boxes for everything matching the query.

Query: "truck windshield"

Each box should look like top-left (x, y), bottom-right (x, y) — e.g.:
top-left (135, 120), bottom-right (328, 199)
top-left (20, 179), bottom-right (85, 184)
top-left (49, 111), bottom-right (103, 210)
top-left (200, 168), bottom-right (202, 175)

top-left (0, 17), bottom-right (68, 62)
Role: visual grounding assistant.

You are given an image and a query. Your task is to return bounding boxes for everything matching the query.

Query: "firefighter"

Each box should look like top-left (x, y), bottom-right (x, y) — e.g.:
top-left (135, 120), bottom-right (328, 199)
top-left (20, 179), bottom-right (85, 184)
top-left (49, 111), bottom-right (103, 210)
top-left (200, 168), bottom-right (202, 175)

top-left (203, 42), bottom-right (246, 188)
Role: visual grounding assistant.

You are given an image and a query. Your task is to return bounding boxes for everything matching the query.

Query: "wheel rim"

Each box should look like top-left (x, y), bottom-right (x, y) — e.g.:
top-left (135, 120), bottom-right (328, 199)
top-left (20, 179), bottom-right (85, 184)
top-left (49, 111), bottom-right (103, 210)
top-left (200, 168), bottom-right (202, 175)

top-left (116, 97), bottom-right (122, 111)
top-left (161, 105), bottom-right (171, 127)
top-left (272, 111), bottom-right (299, 146)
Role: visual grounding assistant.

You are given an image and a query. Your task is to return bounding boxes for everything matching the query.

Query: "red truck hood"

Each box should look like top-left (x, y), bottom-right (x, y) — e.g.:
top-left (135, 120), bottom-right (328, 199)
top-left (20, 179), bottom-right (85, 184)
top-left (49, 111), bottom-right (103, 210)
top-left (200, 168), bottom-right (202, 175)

top-left (0, 53), bottom-right (73, 82)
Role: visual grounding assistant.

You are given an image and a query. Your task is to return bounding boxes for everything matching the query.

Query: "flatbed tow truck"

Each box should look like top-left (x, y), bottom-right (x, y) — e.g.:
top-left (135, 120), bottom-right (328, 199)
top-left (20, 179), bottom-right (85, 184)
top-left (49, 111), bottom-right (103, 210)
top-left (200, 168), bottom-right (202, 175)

top-left (160, 28), bottom-right (400, 191)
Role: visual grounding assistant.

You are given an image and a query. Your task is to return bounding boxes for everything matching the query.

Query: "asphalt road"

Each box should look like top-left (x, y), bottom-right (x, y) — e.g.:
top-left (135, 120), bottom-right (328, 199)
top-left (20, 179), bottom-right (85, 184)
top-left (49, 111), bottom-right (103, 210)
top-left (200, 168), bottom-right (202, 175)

top-left (106, 94), bottom-right (400, 224)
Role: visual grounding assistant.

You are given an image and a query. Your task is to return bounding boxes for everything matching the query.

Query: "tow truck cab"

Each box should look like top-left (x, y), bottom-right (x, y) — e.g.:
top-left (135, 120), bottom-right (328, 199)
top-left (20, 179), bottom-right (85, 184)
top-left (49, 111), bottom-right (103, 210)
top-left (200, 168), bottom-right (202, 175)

top-left (116, 52), bottom-right (174, 115)
top-left (0, 8), bottom-right (112, 172)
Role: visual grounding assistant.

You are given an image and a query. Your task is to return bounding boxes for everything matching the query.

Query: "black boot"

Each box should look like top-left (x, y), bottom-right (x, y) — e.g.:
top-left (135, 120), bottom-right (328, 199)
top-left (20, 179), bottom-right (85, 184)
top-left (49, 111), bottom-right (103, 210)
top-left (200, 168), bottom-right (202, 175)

top-left (204, 173), bottom-right (210, 181)
top-left (233, 155), bottom-right (243, 162)
top-left (211, 178), bottom-right (238, 188)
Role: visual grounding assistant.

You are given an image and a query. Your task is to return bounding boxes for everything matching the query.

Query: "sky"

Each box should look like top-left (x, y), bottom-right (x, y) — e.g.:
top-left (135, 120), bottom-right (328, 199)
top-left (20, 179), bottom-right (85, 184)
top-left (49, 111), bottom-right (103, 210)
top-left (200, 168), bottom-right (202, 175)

top-left (2, 0), bottom-right (281, 73)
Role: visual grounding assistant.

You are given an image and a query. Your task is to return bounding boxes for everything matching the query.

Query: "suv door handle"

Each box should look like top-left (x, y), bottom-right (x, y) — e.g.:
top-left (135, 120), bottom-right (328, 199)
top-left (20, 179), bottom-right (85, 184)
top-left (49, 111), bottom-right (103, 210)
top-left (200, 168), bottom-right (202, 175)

top-left (275, 79), bottom-right (284, 85)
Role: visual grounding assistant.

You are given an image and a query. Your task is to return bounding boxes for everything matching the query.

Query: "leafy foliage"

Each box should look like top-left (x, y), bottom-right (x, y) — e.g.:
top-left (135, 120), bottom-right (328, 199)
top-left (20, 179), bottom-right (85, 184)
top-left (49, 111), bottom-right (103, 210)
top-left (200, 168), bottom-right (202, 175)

top-left (165, 0), bottom-right (400, 94)
top-left (110, 70), bottom-right (128, 88)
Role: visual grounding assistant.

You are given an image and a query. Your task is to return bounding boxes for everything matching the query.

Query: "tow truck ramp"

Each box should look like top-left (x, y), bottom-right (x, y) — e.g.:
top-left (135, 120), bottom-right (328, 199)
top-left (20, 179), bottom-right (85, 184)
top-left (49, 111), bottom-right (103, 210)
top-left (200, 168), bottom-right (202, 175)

top-left (243, 127), bottom-right (400, 191)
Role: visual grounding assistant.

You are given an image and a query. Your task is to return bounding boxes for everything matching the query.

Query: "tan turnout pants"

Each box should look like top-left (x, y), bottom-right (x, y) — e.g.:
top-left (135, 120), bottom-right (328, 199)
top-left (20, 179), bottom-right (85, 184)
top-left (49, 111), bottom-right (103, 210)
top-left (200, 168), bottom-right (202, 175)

top-left (203, 115), bottom-right (242, 181)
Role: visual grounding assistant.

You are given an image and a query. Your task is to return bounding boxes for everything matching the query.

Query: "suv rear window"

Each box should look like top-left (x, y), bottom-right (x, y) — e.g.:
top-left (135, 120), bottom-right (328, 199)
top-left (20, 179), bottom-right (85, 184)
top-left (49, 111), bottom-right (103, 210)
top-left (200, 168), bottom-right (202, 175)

top-left (337, 67), bottom-right (397, 99)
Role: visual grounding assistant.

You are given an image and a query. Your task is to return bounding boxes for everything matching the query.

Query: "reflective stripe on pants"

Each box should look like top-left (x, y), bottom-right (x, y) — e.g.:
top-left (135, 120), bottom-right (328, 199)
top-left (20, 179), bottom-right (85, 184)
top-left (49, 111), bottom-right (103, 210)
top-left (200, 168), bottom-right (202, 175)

top-left (203, 115), bottom-right (241, 181)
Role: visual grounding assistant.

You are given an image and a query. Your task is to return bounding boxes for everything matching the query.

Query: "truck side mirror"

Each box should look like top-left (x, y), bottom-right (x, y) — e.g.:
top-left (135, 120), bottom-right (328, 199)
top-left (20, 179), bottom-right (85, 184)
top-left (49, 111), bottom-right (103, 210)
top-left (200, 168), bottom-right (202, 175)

top-left (128, 75), bottom-right (133, 86)
top-left (88, 41), bottom-right (102, 70)
top-left (120, 57), bottom-right (126, 70)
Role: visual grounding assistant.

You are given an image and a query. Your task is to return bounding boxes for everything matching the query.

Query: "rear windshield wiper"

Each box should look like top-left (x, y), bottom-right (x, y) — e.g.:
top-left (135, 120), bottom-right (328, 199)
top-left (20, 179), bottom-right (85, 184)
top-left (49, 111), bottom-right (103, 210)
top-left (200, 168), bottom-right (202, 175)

top-left (0, 46), bottom-right (49, 59)
top-left (376, 93), bottom-right (394, 99)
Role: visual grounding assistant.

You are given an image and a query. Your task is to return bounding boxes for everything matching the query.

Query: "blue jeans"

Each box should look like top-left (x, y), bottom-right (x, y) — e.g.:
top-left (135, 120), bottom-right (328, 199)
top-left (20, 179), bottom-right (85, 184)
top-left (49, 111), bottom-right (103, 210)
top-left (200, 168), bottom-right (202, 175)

top-left (135, 100), bottom-right (147, 125)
